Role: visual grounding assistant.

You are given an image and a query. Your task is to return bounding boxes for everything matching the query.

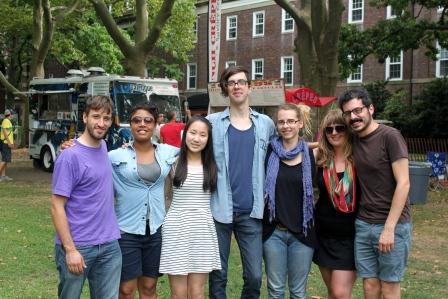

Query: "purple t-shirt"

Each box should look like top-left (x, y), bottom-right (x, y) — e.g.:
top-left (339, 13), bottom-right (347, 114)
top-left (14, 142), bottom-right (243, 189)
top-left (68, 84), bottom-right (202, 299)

top-left (52, 139), bottom-right (120, 246)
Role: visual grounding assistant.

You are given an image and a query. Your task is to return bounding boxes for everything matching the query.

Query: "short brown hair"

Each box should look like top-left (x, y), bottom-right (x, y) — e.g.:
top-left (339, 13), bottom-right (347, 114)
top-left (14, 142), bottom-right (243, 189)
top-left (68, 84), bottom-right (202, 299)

top-left (85, 95), bottom-right (114, 115)
top-left (219, 65), bottom-right (250, 97)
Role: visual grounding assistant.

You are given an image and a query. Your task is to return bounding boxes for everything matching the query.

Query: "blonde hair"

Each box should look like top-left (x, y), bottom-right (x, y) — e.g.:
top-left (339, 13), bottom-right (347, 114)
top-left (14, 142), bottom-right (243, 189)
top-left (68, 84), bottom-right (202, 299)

top-left (277, 103), bottom-right (312, 139)
top-left (316, 109), bottom-right (353, 167)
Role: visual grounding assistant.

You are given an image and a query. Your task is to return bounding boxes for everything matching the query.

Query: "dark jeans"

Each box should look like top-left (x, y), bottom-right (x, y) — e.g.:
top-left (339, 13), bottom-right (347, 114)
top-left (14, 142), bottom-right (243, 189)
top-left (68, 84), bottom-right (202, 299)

top-left (209, 213), bottom-right (263, 299)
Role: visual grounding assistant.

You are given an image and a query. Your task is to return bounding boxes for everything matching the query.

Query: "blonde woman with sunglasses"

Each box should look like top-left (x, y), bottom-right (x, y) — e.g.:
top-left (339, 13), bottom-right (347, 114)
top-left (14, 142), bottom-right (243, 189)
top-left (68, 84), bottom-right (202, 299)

top-left (312, 109), bottom-right (359, 299)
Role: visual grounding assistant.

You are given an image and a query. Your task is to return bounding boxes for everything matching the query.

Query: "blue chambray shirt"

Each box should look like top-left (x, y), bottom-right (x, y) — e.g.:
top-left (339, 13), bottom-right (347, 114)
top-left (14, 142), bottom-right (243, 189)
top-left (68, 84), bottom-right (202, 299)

top-left (207, 108), bottom-right (275, 223)
top-left (108, 142), bottom-right (179, 235)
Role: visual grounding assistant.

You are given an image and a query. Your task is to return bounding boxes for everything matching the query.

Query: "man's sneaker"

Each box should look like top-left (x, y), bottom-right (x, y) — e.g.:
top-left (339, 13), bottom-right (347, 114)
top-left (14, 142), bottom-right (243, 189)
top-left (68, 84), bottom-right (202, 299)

top-left (0, 176), bottom-right (13, 181)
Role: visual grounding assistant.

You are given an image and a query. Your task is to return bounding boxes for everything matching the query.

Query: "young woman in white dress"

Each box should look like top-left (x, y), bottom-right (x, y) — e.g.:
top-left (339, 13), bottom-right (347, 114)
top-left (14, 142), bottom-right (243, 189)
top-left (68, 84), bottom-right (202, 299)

top-left (160, 116), bottom-right (221, 299)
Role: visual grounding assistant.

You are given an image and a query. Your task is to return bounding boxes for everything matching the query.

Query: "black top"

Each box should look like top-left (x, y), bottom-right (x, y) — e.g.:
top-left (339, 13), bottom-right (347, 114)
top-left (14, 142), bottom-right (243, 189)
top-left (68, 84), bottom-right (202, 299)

top-left (315, 167), bottom-right (358, 239)
top-left (262, 145), bottom-right (317, 248)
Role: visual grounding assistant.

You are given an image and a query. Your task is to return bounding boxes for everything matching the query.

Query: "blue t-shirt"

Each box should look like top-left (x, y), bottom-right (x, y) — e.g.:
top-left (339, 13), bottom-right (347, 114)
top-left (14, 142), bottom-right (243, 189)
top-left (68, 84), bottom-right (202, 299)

top-left (228, 124), bottom-right (255, 213)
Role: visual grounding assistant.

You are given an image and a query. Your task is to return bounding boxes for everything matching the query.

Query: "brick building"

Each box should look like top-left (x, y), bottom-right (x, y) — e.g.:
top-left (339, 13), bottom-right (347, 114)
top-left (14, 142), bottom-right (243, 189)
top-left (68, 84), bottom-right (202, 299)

top-left (180, 0), bottom-right (446, 109)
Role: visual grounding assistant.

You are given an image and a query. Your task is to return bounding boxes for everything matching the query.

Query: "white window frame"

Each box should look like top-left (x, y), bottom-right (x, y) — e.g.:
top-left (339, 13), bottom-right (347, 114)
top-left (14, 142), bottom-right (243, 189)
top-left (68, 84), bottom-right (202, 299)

top-left (348, 0), bottom-right (363, 24)
top-left (281, 9), bottom-right (294, 33)
top-left (187, 63), bottom-right (197, 90)
top-left (386, 5), bottom-right (397, 19)
top-left (192, 18), bottom-right (198, 43)
top-left (385, 51), bottom-right (403, 81)
top-left (252, 11), bottom-right (265, 37)
top-left (225, 61), bottom-right (236, 68)
top-left (252, 59), bottom-right (264, 80)
top-left (436, 42), bottom-right (448, 78)
top-left (226, 15), bottom-right (237, 40)
top-left (280, 56), bottom-right (294, 86)
top-left (347, 65), bottom-right (363, 83)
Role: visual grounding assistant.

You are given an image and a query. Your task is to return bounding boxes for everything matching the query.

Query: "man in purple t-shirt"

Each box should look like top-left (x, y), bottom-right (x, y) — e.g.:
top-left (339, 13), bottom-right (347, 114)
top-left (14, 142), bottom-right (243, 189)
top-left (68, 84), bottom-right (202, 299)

top-left (51, 95), bottom-right (121, 299)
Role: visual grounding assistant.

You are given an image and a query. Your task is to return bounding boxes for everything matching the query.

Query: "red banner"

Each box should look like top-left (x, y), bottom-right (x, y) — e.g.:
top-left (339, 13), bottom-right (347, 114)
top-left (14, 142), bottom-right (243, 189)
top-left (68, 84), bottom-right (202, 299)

top-left (285, 87), bottom-right (336, 107)
top-left (208, 0), bottom-right (221, 82)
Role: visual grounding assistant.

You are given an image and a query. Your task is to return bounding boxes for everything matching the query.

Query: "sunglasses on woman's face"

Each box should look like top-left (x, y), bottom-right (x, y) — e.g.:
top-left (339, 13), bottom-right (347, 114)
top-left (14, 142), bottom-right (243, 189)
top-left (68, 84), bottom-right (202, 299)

top-left (130, 116), bottom-right (155, 125)
top-left (325, 125), bottom-right (347, 135)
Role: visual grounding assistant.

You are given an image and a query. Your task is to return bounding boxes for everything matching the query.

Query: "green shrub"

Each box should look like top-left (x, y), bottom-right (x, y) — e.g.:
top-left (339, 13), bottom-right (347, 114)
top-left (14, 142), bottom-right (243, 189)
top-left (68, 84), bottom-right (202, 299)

top-left (363, 80), bottom-right (392, 117)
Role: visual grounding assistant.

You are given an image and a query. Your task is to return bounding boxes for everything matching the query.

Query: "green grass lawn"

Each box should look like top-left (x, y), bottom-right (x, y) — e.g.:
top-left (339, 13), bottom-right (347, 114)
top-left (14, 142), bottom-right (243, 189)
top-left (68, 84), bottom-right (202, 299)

top-left (1, 180), bottom-right (447, 298)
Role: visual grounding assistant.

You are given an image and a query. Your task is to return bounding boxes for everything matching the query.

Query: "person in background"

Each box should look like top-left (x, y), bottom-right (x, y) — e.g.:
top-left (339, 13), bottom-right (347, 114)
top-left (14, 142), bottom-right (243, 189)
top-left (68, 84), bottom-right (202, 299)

top-left (207, 65), bottom-right (275, 299)
top-left (262, 103), bottom-right (316, 299)
top-left (152, 113), bottom-right (165, 144)
top-left (160, 111), bottom-right (185, 148)
top-left (51, 96), bottom-right (122, 299)
top-left (313, 109), bottom-right (358, 299)
top-left (339, 88), bottom-right (411, 299)
top-left (160, 116), bottom-right (221, 299)
top-left (108, 103), bottom-right (178, 299)
top-left (0, 109), bottom-right (14, 181)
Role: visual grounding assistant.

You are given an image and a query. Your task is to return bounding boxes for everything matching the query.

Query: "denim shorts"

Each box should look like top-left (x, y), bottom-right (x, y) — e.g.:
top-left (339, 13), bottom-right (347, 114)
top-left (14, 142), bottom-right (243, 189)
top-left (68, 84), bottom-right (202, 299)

top-left (1, 143), bottom-right (11, 162)
top-left (119, 225), bottom-right (162, 282)
top-left (354, 219), bottom-right (412, 282)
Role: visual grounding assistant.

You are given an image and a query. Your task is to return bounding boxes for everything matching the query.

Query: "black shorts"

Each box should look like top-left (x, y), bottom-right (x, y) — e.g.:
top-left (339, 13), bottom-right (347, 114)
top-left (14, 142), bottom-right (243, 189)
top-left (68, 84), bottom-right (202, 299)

top-left (118, 225), bottom-right (162, 282)
top-left (1, 142), bottom-right (12, 163)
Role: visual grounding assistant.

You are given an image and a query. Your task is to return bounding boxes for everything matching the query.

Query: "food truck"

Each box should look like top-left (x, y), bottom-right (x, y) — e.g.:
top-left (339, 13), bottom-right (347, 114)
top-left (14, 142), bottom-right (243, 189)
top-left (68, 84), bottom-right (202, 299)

top-left (28, 67), bottom-right (182, 171)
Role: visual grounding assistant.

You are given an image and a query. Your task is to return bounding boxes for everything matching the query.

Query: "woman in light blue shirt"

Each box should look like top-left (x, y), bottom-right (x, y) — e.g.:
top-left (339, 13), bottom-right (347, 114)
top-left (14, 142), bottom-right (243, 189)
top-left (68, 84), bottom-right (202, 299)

top-left (108, 103), bottom-right (178, 299)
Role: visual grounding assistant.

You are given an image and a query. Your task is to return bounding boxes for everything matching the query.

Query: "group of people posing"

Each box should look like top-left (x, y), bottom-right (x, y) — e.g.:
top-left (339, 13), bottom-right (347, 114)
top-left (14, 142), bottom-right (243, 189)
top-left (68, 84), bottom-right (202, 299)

top-left (51, 65), bottom-right (412, 299)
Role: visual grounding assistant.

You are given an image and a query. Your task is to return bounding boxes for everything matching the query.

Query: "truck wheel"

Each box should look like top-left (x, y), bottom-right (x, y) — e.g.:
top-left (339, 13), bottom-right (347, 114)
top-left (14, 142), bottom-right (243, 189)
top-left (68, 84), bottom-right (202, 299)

top-left (41, 147), bottom-right (54, 172)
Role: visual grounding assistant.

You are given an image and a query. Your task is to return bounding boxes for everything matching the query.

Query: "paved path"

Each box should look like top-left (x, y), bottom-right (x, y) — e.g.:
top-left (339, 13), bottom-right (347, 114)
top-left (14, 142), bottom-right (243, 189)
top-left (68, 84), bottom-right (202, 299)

top-left (4, 160), bottom-right (52, 184)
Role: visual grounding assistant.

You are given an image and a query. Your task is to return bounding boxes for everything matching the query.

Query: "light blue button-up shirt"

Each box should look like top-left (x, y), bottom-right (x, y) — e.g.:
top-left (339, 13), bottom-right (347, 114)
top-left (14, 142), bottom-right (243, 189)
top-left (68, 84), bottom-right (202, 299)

top-left (108, 143), bottom-right (179, 235)
top-left (207, 108), bottom-right (275, 223)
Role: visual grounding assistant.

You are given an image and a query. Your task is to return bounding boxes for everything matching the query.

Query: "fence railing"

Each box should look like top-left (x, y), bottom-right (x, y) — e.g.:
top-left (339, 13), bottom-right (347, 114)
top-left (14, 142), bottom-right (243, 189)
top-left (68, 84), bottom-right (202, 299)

top-left (405, 138), bottom-right (448, 161)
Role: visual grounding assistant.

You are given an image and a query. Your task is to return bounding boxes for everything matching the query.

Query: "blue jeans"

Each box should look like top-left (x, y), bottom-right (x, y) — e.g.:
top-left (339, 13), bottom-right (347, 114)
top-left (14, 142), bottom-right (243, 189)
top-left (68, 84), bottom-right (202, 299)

top-left (55, 240), bottom-right (122, 299)
top-left (263, 229), bottom-right (314, 299)
top-left (209, 213), bottom-right (263, 299)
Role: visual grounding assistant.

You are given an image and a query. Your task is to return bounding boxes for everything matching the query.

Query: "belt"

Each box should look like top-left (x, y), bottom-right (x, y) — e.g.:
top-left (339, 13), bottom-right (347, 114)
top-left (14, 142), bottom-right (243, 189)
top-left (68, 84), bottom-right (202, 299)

top-left (276, 223), bottom-right (288, 231)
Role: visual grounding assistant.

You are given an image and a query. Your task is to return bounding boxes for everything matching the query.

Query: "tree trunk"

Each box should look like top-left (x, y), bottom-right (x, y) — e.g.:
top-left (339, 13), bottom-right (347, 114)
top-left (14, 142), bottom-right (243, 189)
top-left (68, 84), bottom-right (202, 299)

top-left (274, 0), bottom-right (343, 97)
top-left (90, 0), bottom-right (176, 76)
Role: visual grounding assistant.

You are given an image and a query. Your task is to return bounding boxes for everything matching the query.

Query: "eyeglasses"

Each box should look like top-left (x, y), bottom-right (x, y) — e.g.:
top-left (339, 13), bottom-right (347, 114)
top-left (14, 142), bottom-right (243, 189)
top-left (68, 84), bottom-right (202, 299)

top-left (226, 79), bottom-right (248, 87)
top-left (342, 106), bottom-right (366, 118)
top-left (277, 119), bottom-right (299, 127)
top-left (130, 116), bottom-right (155, 125)
top-left (325, 125), bottom-right (347, 135)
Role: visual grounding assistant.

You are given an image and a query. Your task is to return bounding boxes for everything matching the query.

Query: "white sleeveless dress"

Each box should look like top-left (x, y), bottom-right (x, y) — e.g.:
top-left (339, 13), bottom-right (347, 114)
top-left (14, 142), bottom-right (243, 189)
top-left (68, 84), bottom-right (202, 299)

top-left (159, 165), bottom-right (221, 275)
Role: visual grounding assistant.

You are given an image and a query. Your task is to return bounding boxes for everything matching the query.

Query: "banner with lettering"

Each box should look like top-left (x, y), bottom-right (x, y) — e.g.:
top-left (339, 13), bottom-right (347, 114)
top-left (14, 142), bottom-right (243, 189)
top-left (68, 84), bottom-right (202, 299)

top-left (208, 0), bottom-right (221, 82)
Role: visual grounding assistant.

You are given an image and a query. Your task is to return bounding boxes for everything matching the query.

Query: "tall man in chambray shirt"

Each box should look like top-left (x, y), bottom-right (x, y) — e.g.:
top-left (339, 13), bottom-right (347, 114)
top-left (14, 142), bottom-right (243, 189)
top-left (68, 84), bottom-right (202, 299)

top-left (51, 95), bottom-right (121, 299)
top-left (207, 66), bottom-right (275, 299)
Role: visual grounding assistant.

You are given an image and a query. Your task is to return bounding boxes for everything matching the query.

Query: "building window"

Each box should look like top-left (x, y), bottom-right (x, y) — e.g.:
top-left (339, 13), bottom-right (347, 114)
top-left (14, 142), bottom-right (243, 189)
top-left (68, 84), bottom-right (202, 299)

top-left (436, 43), bottom-right (448, 77)
top-left (253, 11), bottom-right (265, 37)
top-left (192, 18), bottom-right (198, 43)
top-left (281, 56), bottom-right (293, 86)
top-left (187, 63), bottom-right (197, 89)
top-left (386, 5), bottom-right (397, 19)
top-left (349, 0), bottom-right (363, 23)
top-left (282, 10), bottom-right (294, 33)
top-left (385, 51), bottom-right (403, 80)
top-left (226, 61), bottom-right (236, 68)
top-left (348, 65), bottom-right (363, 83)
top-left (226, 16), bottom-right (237, 40)
top-left (252, 59), bottom-right (264, 79)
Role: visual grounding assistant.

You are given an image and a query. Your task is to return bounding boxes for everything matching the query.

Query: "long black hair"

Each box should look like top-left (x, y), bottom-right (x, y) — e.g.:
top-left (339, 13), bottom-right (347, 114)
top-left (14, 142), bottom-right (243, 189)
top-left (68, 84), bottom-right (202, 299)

top-left (173, 116), bottom-right (217, 192)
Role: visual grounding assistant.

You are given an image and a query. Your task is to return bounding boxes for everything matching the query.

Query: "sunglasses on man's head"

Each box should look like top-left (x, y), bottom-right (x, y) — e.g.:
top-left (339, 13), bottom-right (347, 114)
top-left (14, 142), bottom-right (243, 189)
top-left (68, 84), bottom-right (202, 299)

top-left (325, 125), bottom-right (347, 135)
top-left (130, 116), bottom-right (155, 125)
